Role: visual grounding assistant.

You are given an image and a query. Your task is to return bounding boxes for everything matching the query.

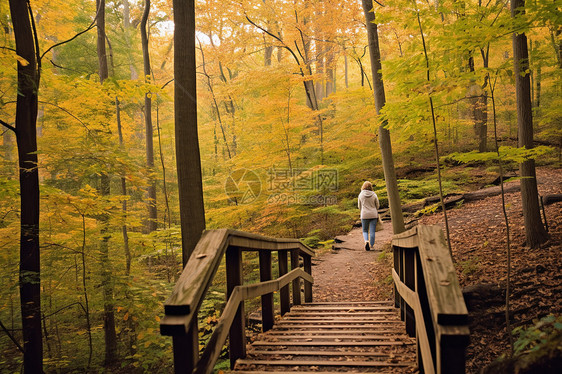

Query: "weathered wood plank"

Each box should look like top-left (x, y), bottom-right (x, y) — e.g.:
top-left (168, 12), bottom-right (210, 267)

top-left (246, 350), bottom-right (395, 357)
top-left (164, 229), bottom-right (230, 316)
top-left (392, 226), bottom-right (419, 248)
top-left (417, 225), bottom-right (468, 326)
top-left (286, 311), bottom-right (397, 316)
top-left (236, 359), bottom-right (415, 367)
top-left (283, 314), bottom-right (397, 319)
top-left (266, 329), bottom-right (405, 335)
top-left (228, 230), bottom-right (314, 257)
top-left (251, 341), bottom-right (414, 346)
top-left (301, 301), bottom-right (394, 305)
top-left (290, 305), bottom-right (395, 311)
top-left (275, 323), bottom-right (405, 328)
top-left (259, 335), bottom-right (411, 341)
top-left (161, 229), bottom-right (314, 336)
top-left (234, 372), bottom-right (409, 374)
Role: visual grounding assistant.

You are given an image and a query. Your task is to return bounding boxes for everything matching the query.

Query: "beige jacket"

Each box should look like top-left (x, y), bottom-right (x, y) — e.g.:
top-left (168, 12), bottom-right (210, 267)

top-left (358, 190), bottom-right (380, 219)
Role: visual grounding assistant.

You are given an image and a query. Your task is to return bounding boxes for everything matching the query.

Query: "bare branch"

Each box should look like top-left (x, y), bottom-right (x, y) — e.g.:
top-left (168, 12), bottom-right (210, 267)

top-left (0, 46), bottom-right (17, 53)
top-left (161, 78), bottom-right (174, 89)
top-left (37, 101), bottom-right (93, 135)
top-left (0, 119), bottom-right (16, 133)
top-left (245, 14), bottom-right (302, 66)
top-left (49, 59), bottom-right (84, 74)
top-left (0, 319), bottom-right (24, 353)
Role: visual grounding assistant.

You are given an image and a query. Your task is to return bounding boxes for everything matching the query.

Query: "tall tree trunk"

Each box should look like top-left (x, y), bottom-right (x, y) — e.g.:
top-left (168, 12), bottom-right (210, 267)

top-left (302, 0), bottom-right (317, 110)
top-left (534, 40), bottom-right (541, 110)
top-left (362, 0), bottom-right (405, 234)
top-left (315, 44), bottom-right (325, 101)
top-left (123, 0), bottom-right (138, 79)
top-left (3, 126), bottom-right (14, 161)
top-left (325, 43), bottom-right (335, 96)
top-left (468, 54), bottom-right (487, 152)
top-left (141, 0), bottom-right (157, 232)
top-left (264, 38), bottom-right (273, 66)
top-left (96, 0), bottom-right (118, 365)
top-left (511, 0), bottom-right (548, 248)
top-left (174, 0), bottom-right (206, 265)
top-left (173, 1), bottom-right (203, 370)
top-left (9, 1), bottom-right (42, 372)
top-left (314, 1), bottom-right (325, 102)
top-left (344, 47), bottom-right (349, 89)
top-left (115, 100), bottom-right (131, 275)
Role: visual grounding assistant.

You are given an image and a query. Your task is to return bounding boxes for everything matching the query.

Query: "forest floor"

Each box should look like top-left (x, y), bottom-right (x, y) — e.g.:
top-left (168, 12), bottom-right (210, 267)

top-left (311, 167), bottom-right (562, 373)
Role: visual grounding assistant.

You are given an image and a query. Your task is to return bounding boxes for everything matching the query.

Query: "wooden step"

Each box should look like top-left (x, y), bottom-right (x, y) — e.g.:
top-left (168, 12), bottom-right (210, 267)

top-left (251, 341), bottom-right (414, 347)
top-left (236, 359), bottom-right (415, 367)
top-left (233, 300), bottom-right (415, 373)
top-left (234, 371), bottom-right (404, 374)
top-left (291, 306), bottom-right (396, 311)
top-left (258, 335), bottom-right (408, 341)
top-left (283, 316), bottom-right (398, 321)
top-left (265, 330), bottom-right (405, 336)
top-left (275, 321), bottom-right (403, 327)
top-left (301, 301), bottom-right (394, 305)
top-left (246, 350), bottom-right (398, 357)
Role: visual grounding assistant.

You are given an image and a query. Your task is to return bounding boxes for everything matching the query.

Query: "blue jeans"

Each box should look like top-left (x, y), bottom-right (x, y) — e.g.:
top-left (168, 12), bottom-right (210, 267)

top-left (361, 218), bottom-right (376, 247)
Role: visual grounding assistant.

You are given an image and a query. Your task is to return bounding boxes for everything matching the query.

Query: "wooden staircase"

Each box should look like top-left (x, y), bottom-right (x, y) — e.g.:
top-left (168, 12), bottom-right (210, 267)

top-left (160, 227), bottom-right (468, 374)
top-left (233, 301), bottom-right (417, 373)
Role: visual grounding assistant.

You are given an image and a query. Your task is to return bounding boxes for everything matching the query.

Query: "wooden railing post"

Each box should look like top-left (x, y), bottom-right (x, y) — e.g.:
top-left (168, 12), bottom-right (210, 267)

top-left (438, 334), bottom-right (468, 374)
top-left (399, 247), bottom-right (405, 321)
top-left (226, 246), bottom-right (246, 368)
top-left (278, 250), bottom-right (290, 315)
top-left (404, 248), bottom-right (416, 337)
top-left (259, 251), bottom-right (274, 332)
top-left (290, 249), bottom-right (301, 306)
top-left (303, 254), bottom-right (313, 303)
top-left (394, 245), bottom-right (400, 308)
top-left (172, 319), bottom-right (199, 374)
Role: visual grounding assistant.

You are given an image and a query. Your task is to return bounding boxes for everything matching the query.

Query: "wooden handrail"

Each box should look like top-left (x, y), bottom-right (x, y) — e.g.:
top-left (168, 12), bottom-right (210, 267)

top-left (160, 229), bottom-right (314, 373)
top-left (392, 224), bottom-right (469, 374)
top-left (392, 269), bottom-right (435, 374)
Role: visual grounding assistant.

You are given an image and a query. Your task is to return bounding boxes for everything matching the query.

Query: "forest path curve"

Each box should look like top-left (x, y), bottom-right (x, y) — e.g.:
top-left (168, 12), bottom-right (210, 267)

top-left (311, 221), bottom-right (395, 303)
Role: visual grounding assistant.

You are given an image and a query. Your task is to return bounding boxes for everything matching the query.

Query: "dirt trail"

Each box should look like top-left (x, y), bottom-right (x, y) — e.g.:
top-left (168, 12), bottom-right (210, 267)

top-left (311, 221), bottom-right (395, 302)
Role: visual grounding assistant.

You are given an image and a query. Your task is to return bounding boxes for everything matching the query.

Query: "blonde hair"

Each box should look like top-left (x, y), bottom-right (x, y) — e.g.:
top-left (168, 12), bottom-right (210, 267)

top-left (361, 181), bottom-right (373, 191)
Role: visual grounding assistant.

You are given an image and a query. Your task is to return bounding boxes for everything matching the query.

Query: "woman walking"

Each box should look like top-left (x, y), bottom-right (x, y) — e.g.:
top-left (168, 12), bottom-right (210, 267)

top-left (358, 181), bottom-right (380, 251)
